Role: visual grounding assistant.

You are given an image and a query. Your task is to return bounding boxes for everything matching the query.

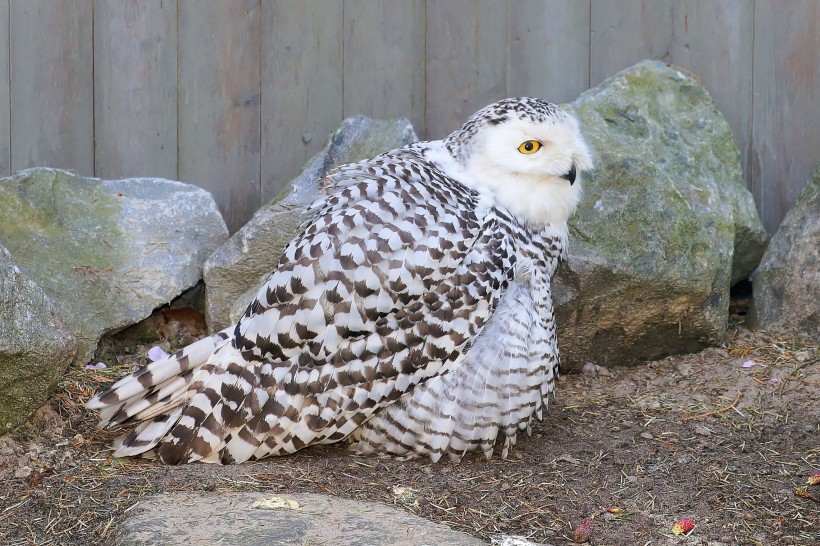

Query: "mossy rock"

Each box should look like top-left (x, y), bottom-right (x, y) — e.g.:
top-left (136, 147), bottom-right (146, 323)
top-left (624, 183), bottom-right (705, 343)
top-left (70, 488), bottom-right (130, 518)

top-left (0, 245), bottom-right (76, 435)
top-left (555, 60), bottom-right (767, 368)
top-left (0, 169), bottom-right (228, 364)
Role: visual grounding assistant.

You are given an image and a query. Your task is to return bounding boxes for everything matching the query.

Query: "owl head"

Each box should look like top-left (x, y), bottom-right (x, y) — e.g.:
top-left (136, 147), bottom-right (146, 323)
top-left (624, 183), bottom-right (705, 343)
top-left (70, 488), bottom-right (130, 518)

top-left (443, 97), bottom-right (593, 228)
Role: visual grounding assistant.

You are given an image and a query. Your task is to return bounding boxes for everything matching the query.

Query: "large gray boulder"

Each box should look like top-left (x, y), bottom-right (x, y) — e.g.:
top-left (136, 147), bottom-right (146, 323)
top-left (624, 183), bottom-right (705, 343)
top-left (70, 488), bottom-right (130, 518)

top-left (556, 60), bottom-right (768, 368)
top-left (116, 492), bottom-right (484, 545)
top-left (749, 166), bottom-right (819, 339)
top-left (204, 116), bottom-right (417, 329)
top-left (0, 168), bottom-right (228, 364)
top-left (0, 245), bottom-right (77, 435)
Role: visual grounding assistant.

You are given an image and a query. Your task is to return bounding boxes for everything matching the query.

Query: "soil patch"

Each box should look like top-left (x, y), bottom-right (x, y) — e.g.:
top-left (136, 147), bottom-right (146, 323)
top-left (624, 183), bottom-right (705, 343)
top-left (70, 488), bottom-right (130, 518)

top-left (1, 326), bottom-right (817, 545)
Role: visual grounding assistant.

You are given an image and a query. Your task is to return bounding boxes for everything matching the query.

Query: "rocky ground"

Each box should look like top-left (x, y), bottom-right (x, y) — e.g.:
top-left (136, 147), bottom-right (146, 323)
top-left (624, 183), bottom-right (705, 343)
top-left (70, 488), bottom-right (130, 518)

top-left (0, 309), bottom-right (817, 545)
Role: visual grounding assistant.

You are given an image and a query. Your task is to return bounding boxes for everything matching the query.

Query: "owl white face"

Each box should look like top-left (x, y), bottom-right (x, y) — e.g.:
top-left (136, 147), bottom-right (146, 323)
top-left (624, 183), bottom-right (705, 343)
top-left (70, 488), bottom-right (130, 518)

top-left (461, 111), bottom-right (593, 228)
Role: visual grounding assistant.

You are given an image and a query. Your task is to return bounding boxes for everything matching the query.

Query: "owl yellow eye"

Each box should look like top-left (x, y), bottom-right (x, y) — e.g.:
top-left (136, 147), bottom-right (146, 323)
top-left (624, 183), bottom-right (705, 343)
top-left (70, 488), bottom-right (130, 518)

top-left (517, 140), bottom-right (542, 154)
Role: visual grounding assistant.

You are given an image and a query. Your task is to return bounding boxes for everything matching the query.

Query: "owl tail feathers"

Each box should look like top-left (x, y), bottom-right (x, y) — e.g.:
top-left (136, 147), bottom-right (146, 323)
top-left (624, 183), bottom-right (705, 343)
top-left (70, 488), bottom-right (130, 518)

top-left (111, 407), bottom-right (184, 458)
top-left (85, 327), bottom-right (233, 429)
top-left (150, 354), bottom-right (265, 465)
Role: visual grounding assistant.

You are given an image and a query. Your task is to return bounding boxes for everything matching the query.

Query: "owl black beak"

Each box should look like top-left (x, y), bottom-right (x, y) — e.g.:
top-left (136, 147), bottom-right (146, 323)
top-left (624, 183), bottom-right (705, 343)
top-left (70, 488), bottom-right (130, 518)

top-left (560, 164), bottom-right (577, 185)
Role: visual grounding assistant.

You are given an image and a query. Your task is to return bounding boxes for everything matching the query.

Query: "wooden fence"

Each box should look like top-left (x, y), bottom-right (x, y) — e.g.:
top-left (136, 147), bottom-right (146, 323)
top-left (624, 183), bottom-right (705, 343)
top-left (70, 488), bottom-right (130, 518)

top-left (0, 0), bottom-right (818, 233)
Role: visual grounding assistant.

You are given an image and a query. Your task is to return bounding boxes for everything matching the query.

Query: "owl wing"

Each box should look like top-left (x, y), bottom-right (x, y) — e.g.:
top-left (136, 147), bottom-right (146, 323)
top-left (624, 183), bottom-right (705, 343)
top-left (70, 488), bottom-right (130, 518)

top-left (94, 146), bottom-right (519, 464)
top-left (234, 147), bottom-right (501, 364)
top-left (213, 148), bottom-right (518, 461)
top-left (352, 280), bottom-right (559, 463)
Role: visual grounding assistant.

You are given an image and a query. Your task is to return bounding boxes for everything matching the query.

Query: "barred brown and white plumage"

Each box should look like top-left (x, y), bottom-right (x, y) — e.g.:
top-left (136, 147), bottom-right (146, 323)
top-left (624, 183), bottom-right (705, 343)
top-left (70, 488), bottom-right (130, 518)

top-left (86, 97), bottom-right (593, 464)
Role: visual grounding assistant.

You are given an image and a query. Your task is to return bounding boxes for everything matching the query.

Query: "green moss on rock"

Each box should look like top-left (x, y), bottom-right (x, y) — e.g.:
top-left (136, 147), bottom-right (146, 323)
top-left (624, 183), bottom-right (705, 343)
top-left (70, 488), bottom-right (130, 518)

top-left (556, 60), bottom-right (766, 368)
top-left (0, 168), bottom-right (228, 364)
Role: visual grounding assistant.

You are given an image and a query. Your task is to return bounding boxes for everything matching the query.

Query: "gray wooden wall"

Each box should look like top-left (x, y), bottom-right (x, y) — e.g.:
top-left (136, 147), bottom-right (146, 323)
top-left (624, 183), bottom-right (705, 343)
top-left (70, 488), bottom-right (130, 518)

top-left (1, 1), bottom-right (818, 234)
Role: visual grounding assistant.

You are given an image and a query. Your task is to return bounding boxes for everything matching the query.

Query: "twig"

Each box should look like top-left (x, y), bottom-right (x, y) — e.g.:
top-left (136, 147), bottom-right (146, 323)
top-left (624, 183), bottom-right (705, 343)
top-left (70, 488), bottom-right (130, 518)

top-left (683, 391), bottom-right (742, 421)
top-left (795, 488), bottom-right (820, 504)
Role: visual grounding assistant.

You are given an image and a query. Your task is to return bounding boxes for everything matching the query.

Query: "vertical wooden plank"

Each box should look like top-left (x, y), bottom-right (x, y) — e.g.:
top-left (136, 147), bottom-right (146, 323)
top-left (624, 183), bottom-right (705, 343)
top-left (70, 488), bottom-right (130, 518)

top-left (426, 0), bottom-right (509, 139)
top-left (670, 1), bottom-right (754, 194)
top-left (343, 0), bottom-right (425, 130)
top-left (261, 0), bottom-right (343, 203)
top-left (10, 0), bottom-right (93, 175)
top-left (589, 0), bottom-right (673, 86)
top-left (0, 0), bottom-right (9, 175)
top-left (751, 0), bottom-right (820, 233)
top-left (178, 0), bottom-right (261, 233)
top-left (507, 0), bottom-right (591, 104)
top-left (94, 0), bottom-right (177, 181)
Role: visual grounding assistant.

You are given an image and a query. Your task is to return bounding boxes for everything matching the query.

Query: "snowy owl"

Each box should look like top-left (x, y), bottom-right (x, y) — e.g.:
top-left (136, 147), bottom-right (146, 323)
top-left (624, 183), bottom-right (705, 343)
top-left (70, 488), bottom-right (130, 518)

top-left (87, 97), bottom-right (593, 464)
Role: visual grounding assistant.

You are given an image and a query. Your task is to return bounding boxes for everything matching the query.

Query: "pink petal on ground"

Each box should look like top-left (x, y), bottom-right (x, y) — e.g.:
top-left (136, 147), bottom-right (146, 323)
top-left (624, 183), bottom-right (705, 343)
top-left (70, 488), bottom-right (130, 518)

top-left (582, 362), bottom-right (601, 374)
top-left (147, 346), bottom-right (170, 362)
top-left (742, 360), bottom-right (756, 368)
top-left (85, 362), bottom-right (107, 369)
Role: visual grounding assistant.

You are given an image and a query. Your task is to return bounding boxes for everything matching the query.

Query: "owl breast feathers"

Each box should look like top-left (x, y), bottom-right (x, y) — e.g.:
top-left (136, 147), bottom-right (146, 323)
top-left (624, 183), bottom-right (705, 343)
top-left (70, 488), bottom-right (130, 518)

top-left (86, 97), bottom-right (593, 464)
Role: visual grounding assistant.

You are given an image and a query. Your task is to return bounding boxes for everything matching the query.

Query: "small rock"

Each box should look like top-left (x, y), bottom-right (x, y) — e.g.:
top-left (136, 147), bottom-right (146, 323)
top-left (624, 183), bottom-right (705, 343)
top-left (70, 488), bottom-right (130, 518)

top-left (640, 432), bottom-right (654, 439)
top-left (14, 466), bottom-right (32, 479)
top-left (675, 362), bottom-right (694, 376)
top-left (793, 350), bottom-right (812, 362)
top-left (694, 425), bottom-right (713, 436)
top-left (637, 397), bottom-right (661, 410)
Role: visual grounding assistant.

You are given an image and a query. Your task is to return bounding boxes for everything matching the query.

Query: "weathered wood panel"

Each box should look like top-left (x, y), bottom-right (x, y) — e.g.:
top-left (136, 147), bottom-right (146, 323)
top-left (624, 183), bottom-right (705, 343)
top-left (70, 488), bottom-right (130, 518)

top-left (671, 0), bottom-right (754, 191)
top-left (178, 0), bottom-right (261, 233)
top-left (94, 0), bottom-right (177, 180)
top-left (507, 0), bottom-right (591, 104)
top-left (2, 1), bottom-right (817, 233)
top-left (0, 0), bottom-right (9, 175)
top-left (261, 0), bottom-right (343, 203)
top-left (10, 0), bottom-right (93, 175)
top-left (670, 1), bottom-right (754, 193)
top-left (590, 0), bottom-right (673, 87)
top-left (343, 0), bottom-right (425, 131)
top-left (426, 0), bottom-right (509, 139)
top-left (751, 0), bottom-right (820, 233)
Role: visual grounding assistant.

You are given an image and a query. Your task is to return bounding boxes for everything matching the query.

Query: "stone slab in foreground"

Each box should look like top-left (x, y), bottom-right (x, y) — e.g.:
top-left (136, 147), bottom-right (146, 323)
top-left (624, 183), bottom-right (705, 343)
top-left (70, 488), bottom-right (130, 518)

top-left (116, 492), bottom-right (485, 546)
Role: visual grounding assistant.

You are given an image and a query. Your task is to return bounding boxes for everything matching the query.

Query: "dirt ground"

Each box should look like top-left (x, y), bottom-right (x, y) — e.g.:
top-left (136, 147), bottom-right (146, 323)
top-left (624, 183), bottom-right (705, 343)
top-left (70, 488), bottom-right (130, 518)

top-left (0, 311), bottom-right (817, 545)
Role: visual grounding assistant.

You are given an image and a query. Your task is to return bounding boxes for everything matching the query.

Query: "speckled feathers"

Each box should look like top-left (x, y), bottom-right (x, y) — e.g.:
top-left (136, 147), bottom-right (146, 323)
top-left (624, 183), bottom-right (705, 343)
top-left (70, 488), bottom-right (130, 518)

top-left (86, 97), bottom-right (592, 464)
